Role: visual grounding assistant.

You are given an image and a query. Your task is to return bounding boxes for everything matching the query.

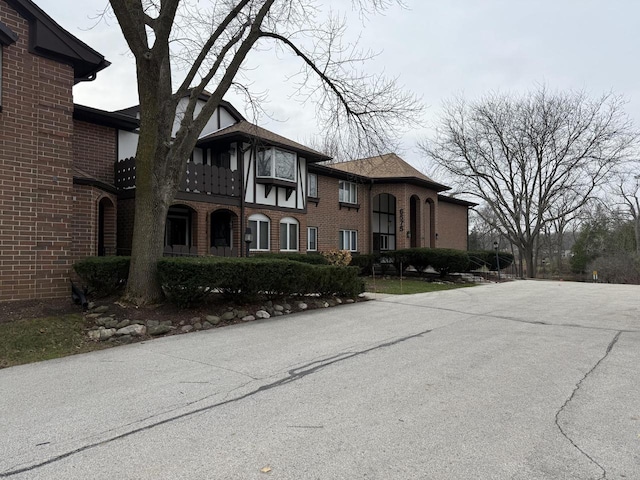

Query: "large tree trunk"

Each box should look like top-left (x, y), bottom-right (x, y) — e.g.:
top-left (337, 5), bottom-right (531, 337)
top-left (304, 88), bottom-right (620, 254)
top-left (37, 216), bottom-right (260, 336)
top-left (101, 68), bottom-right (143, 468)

top-left (523, 245), bottom-right (536, 278)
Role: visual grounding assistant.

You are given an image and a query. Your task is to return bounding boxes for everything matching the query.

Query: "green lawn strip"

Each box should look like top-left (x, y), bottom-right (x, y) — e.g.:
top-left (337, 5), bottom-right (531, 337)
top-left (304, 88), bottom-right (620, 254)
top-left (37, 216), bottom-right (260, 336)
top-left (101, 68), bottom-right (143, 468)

top-left (0, 314), bottom-right (101, 368)
top-left (364, 277), bottom-right (475, 295)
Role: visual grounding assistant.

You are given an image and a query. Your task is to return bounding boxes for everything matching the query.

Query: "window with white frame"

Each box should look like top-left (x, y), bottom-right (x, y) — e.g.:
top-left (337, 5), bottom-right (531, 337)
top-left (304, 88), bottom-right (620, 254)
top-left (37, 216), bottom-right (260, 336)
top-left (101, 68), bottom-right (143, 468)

top-left (339, 230), bottom-right (358, 251)
top-left (249, 213), bottom-right (270, 251)
top-left (339, 180), bottom-right (357, 204)
top-left (257, 147), bottom-right (296, 182)
top-left (280, 217), bottom-right (299, 251)
top-left (308, 173), bottom-right (318, 197)
top-left (307, 227), bottom-right (318, 251)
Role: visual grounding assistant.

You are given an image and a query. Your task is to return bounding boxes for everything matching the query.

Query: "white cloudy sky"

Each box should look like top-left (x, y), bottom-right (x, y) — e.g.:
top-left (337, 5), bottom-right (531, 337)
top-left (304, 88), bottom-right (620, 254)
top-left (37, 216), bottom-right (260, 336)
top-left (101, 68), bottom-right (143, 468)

top-left (39, 0), bottom-right (640, 172)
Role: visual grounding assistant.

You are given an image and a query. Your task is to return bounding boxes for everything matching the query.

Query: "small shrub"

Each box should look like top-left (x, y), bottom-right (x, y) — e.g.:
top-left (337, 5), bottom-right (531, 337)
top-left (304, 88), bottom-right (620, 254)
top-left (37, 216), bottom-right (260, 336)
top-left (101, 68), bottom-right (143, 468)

top-left (321, 249), bottom-right (352, 266)
top-left (73, 256), bottom-right (130, 296)
top-left (350, 253), bottom-right (380, 275)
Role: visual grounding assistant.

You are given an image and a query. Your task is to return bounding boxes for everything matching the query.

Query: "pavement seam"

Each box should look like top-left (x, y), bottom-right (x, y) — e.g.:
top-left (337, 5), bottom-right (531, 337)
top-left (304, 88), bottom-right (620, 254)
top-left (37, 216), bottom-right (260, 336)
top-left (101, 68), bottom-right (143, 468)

top-left (375, 298), bottom-right (639, 333)
top-left (0, 328), bottom-right (431, 478)
top-left (554, 330), bottom-right (622, 480)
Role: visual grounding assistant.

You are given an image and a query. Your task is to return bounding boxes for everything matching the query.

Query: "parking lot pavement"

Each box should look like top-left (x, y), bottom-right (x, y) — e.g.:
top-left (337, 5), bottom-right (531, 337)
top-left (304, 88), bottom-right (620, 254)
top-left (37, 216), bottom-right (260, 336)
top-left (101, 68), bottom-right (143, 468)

top-left (1, 280), bottom-right (639, 479)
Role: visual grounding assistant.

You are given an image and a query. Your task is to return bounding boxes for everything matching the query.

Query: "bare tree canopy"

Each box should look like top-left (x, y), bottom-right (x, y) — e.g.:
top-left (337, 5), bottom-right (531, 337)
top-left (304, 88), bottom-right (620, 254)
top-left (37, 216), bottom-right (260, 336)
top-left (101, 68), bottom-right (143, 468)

top-left (421, 86), bottom-right (638, 277)
top-left (107, 0), bottom-right (421, 304)
top-left (609, 163), bottom-right (640, 255)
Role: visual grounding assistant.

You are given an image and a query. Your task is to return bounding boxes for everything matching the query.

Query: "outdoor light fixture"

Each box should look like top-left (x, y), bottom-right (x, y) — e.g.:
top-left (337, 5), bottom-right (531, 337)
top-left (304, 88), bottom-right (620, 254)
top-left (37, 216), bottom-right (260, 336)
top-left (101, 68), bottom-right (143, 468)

top-left (244, 227), bottom-right (253, 257)
top-left (406, 231), bottom-right (411, 239)
top-left (493, 240), bottom-right (501, 281)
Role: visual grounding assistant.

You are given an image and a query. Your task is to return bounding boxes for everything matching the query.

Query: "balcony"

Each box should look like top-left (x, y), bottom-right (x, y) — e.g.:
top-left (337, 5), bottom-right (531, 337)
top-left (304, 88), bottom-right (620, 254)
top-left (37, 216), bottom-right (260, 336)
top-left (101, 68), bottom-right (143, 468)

top-left (114, 157), bottom-right (240, 197)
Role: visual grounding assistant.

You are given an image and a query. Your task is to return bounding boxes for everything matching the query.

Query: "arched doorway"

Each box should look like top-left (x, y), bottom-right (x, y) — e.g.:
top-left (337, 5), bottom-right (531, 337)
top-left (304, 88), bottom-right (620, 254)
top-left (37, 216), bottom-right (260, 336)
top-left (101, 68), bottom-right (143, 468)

top-left (210, 209), bottom-right (237, 256)
top-left (425, 198), bottom-right (436, 247)
top-left (165, 204), bottom-right (197, 255)
top-left (373, 193), bottom-right (396, 252)
top-left (409, 195), bottom-right (421, 248)
top-left (97, 197), bottom-right (116, 256)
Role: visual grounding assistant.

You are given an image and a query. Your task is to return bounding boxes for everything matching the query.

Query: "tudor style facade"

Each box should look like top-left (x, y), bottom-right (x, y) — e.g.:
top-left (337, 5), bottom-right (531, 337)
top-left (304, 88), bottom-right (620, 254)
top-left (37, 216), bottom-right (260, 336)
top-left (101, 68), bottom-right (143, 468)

top-left (0, 0), bottom-right (473, 302)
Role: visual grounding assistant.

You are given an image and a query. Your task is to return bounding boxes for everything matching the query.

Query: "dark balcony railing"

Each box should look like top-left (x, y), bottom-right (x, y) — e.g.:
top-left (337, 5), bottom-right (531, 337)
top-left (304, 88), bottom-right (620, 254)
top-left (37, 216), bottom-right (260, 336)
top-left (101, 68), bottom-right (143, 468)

top-left (114, 157), bottom-right (240, 197)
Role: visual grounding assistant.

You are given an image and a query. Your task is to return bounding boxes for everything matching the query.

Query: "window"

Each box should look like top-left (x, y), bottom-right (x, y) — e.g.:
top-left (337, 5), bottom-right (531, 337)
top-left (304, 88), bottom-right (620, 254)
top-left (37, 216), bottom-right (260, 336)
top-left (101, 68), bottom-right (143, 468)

top-left (373, 193), bottom-right (397, 252)
top-left (257, 147), bottom-right (296, 182)
top-left (339, 180), bottom-right (357, 204)
top-left (249, 213), bottom-right (270, 251)
top-left (339, 230), bottom-right (358, 252)
top-left (308, 173), bottom-right (318, 197)
top-left (307, 227), bottom-right (318, 251)
top-left (280, 217), bottom-right (299, 251)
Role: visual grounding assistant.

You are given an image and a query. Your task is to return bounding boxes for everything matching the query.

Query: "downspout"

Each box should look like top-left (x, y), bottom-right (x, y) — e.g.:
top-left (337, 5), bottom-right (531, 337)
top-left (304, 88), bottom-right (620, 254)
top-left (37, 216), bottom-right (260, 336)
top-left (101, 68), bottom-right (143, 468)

top-left (239, 142), bottom-right (253, 257)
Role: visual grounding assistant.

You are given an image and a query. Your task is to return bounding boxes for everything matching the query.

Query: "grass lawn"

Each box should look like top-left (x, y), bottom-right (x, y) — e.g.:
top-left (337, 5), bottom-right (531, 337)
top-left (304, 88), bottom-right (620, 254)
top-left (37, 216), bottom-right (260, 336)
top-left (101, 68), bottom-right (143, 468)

top-left (0, 314), bottom-right (102, 368)
top-left (364, 276), bottom-right (476, 295)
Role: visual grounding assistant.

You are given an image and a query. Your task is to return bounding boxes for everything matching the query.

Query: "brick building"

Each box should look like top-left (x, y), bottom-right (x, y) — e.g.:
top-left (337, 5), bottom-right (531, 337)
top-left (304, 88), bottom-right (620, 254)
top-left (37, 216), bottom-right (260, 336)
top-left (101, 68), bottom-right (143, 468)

top-left (0, 0), bottom-right (473, 302)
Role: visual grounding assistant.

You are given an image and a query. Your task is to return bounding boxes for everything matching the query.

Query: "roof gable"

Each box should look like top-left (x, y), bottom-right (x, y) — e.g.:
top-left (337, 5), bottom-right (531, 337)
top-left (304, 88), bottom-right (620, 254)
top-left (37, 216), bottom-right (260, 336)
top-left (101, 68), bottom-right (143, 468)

top-left (5, 0), bottom-right (109, 82)
top-left (199, 120), bottom-right (331, 162)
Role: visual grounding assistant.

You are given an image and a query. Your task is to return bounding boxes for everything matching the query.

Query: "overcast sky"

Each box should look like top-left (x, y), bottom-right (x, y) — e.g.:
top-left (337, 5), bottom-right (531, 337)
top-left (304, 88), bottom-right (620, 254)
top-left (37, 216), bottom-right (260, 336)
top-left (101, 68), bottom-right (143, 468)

top-left (39, 0), bottom-right (640, 173)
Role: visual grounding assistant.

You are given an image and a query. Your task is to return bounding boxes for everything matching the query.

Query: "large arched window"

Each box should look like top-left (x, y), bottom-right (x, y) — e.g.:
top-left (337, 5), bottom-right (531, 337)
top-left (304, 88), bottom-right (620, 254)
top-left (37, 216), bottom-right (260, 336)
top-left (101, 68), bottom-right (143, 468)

top-left (248, 213), bottom-right (270, 251)
top-left (280, 217), bottom-right (299, 251)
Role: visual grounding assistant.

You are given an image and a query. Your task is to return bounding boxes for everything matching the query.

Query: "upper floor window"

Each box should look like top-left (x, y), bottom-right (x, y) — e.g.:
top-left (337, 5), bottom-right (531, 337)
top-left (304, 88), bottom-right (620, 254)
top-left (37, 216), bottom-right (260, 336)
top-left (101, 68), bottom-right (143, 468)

top-left (257, 147), bottom-right (296, 182)
top-left (280, 217), bottom-right (299, 251)
top-left (339, 180), bottom-right (357, 204)
top-left (308, 173), bottom-right (318, 197)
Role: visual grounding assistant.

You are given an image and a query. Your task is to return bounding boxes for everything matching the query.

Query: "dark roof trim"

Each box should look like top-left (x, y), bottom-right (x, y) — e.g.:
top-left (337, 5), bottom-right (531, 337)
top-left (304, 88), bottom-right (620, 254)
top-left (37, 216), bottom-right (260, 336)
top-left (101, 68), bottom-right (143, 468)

top-left (74, 104), bottom-right (139, 131)
top-left (0, 20), bottom-right (18, 46)
top-left (371, 176), bottom-right (450, 192)
top-left (437, 195), bottom-right (477, 207)
top-left (116, 98), bottom-right (246, 124)
top-left (73, 176), bottom-right (117, 194)
top-left (309, 162), bottom-right (369, 182)
top-left (5, 0), bottom-right (109, 83)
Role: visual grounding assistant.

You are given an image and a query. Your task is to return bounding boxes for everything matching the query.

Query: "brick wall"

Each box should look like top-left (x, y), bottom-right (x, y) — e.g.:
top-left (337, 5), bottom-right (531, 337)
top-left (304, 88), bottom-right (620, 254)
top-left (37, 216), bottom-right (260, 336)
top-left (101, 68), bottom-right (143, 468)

top-left (437, 200), bottom-right (469, 250)
top-left (72, 120), bottom-right (117, 183)
top-left (306, 174), bottom-right (369, 254)
top-left (72, 185), bottom-right (118, 259)
top-left (0, 1), bottom-right (76, 301)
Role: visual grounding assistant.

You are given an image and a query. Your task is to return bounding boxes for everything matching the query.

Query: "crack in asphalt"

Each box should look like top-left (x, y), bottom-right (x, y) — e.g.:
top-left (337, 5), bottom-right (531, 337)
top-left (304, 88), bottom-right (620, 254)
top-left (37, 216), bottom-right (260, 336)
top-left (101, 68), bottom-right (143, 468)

top-left (0, 328), bottom-right (431, 478)
top-left (376, 298), bottom-right (640, 333)
top-left (554, 331), bottom-right (622, 480)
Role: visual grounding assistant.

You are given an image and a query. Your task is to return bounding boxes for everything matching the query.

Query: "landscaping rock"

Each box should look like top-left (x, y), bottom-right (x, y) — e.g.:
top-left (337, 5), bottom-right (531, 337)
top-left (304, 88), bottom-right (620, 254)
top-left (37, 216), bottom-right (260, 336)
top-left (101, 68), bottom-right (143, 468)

top-left (193, 322), bottom-right (202, 330)
top-left (93, 305), bottom-right (109, 314)
top-left (256, 310), bottom-right (271, 319)
top-left (274, 304), bottom-right (284, 312)
top-left (87, 302), bottom-right (96, 310)
top-left (181, 325), bottom-right (194, 333)
top-left (335, 298), bottom-right (343, 304)
top-left (104, 318), bottom-right (119, 329)
top-left (283, 303), bottom-right (292, 311)
top-left (148, 324), bottom-right (172, 336)
top-left (273, 311), bottom-right (283, 317)
top-left (100, 328), bottom-right (116, 340)
top-left (116, 324), bottom-right (146, 337)
top-left (235, 310), bottom-right (249, 319)
top-left (88, 330), bottom-right (101, 341)
top-left (147, 320), bottom-right (160, 328)
top-left (346, 299), bottom-right (355, 303)
top-left (221, 311), bottom-right (236, 322)
top-left (202, 321), bottom-right (213, 329)
top-left (118, 335), bottom-right (135, 344)
top-left (116, 319), bottom-right (131, 329)
top-left (242, 315), bottom-right (255, 322)
top-left (86, 313), bottom-right (101, 319)
top-left (298, 302), bottom-right (308, 310)
top-left (206, 315), bottom-right (221, 325)
top-left (160, 320), bottom-right (173, 326)
top-left (190, 317), bottom-right (201, 324)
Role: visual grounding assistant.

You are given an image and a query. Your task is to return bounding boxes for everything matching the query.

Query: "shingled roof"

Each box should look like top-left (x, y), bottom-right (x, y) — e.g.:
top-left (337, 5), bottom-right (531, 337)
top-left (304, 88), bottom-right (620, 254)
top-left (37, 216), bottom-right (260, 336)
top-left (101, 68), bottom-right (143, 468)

top-left (198, 120), bottom-right (331, 162)
top-left (327, 153), bottom-right (450, 191)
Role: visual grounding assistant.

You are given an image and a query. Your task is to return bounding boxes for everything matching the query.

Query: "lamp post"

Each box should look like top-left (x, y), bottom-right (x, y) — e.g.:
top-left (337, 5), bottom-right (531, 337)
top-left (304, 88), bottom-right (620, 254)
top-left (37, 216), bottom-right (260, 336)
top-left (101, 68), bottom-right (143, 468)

top-left (244, 227), bottom-right (253, 258)
top-left (493, 240), bottom-right (501, 281)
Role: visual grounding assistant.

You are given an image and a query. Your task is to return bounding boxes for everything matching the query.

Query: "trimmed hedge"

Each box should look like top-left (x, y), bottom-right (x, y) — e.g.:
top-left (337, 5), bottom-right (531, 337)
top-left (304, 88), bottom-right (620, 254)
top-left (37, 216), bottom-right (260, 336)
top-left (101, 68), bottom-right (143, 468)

top-left (349, 253), bottom-right (380, 275)
top-left (157, 257), bottom-right (363, 307)
top-left (380, 248), bottom-right (470, 277)
top-left (252, 252), bottom-right (330, 265)
top-left (73, 256), bottom-right (130, 296)
top-left (467, 250), bottom-right (515, 271)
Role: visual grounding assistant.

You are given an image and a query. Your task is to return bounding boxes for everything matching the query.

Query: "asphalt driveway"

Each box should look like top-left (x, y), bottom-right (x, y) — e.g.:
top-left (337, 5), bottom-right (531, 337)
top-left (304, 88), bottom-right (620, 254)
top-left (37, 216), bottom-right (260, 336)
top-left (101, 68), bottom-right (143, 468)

top-left (1, 280), bottom-right (639, 479)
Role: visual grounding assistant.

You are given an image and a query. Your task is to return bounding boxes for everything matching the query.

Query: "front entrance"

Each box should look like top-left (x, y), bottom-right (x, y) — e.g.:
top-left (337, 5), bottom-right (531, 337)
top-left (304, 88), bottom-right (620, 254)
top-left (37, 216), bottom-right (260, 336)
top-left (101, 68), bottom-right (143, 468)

top-left (372, 193), bottom-right (397, 253)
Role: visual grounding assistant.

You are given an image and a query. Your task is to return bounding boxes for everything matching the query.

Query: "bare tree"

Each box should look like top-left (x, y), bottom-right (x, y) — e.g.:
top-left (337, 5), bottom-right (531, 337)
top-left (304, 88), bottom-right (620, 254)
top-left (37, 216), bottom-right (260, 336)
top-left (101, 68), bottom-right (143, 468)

top-left (610, 165), bottom-right (640, 255)
top-left (421, 86), bottom-right (637, 277)
top-left (106, 0), bottom-right (421, 304)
